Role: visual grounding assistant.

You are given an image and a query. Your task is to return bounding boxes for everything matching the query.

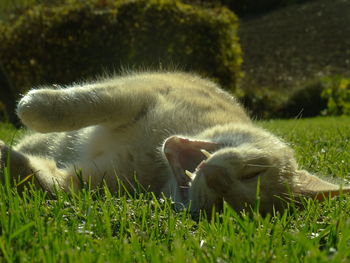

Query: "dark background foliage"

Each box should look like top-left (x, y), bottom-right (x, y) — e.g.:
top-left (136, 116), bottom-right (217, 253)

top-left (0, 0), bottom-right (349, 121)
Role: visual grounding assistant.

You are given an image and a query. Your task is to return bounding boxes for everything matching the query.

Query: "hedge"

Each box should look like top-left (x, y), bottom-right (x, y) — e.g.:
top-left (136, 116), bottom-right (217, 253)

top-left (0, 63), bottom-right (18, 124)
top-left (0, 0), bottom-right (242, 108)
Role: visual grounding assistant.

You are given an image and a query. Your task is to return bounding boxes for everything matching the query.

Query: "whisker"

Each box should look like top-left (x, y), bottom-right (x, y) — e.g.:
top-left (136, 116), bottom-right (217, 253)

top-left (245, 163), bottom-right (279, 168)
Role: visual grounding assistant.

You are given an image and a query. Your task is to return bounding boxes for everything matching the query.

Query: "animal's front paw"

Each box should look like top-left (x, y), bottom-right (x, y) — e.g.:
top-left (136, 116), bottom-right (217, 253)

top-left (17, 89), bottom-right (59, 132)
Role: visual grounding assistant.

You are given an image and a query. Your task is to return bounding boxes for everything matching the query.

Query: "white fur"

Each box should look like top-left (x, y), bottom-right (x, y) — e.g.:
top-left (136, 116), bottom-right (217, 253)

top-left (0, 72), bottom-right (347, 216)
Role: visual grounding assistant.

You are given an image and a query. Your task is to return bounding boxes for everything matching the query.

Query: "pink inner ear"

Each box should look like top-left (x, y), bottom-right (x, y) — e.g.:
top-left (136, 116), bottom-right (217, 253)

top-left (295, 170), bottom-right (350, 200)
top-left (163, 136), bottom-right (219, 188)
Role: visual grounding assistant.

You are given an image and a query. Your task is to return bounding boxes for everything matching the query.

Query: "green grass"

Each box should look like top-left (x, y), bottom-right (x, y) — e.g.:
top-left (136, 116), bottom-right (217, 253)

top-left (0, 116), bottom-right (350, 262)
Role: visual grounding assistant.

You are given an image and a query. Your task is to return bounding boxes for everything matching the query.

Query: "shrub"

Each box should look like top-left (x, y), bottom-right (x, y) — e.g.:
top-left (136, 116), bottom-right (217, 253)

top-left (0, 63), bottom-right (18, 124)
top-left (0, 0), bottom-right (242, 100)
top-left (282, 76), bottom-right (350, 118)
top-left (320, 76), bottom-right (350, 116)
top-left (239, 87), bottom-right (287, 119)
top-left (282, 81), bottom-right (327, 118)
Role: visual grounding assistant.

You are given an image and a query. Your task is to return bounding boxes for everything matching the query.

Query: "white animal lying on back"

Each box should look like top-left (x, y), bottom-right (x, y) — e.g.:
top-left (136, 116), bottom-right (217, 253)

top-left (0, 72), bottom-right (348, 216)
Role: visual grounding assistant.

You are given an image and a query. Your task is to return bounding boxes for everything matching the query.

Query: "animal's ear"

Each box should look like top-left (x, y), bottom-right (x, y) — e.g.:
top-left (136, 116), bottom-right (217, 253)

top-left (295, 170), bottom-right (350, 201)
top-left (163, 135), bottom-right (219, 187)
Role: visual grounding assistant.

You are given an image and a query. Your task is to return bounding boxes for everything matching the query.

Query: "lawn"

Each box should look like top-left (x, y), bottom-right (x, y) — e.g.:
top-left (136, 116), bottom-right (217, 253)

top-left (0, 116), bottom-right (350, 262)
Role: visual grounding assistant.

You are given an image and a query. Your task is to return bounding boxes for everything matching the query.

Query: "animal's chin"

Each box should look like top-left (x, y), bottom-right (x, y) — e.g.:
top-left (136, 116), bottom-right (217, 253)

top-left (163, 136), bottom-right (218, 188)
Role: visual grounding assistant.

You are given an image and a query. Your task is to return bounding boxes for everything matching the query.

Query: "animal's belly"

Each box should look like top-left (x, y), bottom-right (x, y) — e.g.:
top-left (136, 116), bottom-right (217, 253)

top-left (79, 126), bottom-right (169, 194)
top-left (82, 148), bottom-right (168, 194)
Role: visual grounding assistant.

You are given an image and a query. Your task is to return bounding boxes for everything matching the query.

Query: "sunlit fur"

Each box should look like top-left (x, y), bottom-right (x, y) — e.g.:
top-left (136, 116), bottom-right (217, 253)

top-left (0, 72), bottom-right (348, 216)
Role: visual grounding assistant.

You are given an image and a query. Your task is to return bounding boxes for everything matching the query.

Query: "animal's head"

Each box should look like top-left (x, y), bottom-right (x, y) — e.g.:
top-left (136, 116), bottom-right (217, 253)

top-left (163, 126), bottom-right (350, 217)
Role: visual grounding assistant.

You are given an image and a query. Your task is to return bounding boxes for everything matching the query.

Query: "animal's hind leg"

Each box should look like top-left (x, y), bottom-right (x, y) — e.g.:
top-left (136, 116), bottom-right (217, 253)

top-left (0, 140), bottom-right (80, 192)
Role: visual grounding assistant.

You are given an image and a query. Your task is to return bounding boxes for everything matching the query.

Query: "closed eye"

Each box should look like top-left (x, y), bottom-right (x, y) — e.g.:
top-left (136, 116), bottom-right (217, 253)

top-left (240, 164), bottom-right (269, 180)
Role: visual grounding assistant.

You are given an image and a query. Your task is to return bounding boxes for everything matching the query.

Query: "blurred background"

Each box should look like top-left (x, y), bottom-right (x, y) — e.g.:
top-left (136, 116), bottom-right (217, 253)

top-left (0, 0), bottom-right (349, 125)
